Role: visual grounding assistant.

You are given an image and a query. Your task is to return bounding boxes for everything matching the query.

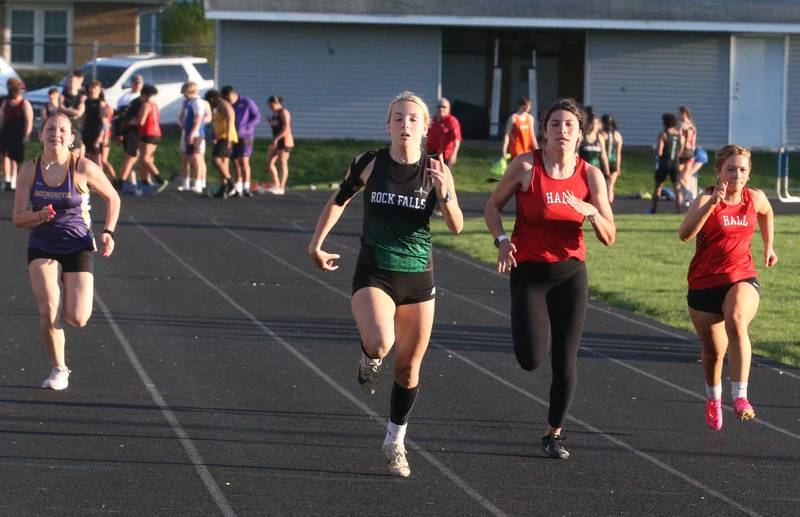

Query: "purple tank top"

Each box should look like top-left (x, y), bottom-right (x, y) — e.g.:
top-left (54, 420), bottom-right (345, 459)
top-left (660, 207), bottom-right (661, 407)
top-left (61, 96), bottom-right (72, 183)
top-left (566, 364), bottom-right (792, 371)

top-left (29, 154), bottom-right (95, 254)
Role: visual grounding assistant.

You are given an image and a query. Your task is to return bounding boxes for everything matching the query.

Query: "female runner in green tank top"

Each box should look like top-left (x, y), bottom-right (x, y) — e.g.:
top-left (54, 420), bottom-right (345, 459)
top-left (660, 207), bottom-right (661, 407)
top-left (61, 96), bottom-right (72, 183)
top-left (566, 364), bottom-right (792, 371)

top-left (308, 91), bottom-right (463, 478)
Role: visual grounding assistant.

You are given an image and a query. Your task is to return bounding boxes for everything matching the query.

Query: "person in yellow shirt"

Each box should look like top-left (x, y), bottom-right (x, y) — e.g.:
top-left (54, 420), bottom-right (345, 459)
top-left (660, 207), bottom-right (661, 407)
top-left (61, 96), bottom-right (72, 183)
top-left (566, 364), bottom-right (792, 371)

top-left (205, 89), bottom-right (238, 198)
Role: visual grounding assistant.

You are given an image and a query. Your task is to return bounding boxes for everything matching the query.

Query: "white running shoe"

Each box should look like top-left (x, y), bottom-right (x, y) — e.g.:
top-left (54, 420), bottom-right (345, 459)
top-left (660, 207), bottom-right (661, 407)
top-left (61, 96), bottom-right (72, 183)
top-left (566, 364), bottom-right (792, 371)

top-left (266, 186), bottom-right (285, 195)
top-left (42, 367), bottom-right (70, 390)
top-left (383, 443), bottom-right (411, 477)
top-left (191, 184), bottom-right (204, 194)
top-left (177, 181), bottom-right (191, 192)
top-left (358, 354), bottom-right (383, 395)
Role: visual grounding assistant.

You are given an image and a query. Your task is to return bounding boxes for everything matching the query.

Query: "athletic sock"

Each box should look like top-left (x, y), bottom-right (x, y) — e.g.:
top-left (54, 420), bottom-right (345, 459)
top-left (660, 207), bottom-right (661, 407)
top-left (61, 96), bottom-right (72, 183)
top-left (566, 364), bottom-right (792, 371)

top-left (383, 421), bottom-right (407, 446)
top-left (731, 381), bottom-right (748, 400)
top-left (236, 181), bottom-right (243, 194)
top-left (10, 178), bottom-right (16, 189)
top-left (389, 382), bottom-right (419, 426)
top-left (244, 181), bottom-right (250, 192)
top-left (706, 383), bottom-right (722, 400)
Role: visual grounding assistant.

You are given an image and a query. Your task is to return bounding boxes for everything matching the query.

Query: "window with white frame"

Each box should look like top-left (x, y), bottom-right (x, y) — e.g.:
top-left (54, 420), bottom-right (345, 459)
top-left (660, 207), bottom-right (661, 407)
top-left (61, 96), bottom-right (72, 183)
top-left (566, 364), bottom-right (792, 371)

top-left (10, 10), bottom-right (35, 63)
top-left (7, 7), bottom-right (70, 67)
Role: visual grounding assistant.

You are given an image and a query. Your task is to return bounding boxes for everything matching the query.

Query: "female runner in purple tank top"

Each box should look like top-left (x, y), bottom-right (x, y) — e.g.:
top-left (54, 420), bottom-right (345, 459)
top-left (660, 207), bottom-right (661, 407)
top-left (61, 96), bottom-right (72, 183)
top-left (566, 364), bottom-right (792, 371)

top-left (12, 112), bottom-right (121, 391)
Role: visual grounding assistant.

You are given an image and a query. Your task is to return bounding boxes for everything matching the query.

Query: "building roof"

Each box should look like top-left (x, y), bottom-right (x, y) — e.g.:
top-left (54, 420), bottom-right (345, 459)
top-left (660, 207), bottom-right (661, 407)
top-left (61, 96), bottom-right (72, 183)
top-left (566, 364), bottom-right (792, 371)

top-left (204, 0), bottom-right (800, 33)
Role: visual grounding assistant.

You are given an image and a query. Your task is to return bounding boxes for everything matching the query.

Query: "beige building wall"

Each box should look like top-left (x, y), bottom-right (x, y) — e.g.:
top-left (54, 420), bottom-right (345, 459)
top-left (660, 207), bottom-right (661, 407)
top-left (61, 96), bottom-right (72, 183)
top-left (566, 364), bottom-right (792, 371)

top-left (73, 3), bottom-right (139, 66)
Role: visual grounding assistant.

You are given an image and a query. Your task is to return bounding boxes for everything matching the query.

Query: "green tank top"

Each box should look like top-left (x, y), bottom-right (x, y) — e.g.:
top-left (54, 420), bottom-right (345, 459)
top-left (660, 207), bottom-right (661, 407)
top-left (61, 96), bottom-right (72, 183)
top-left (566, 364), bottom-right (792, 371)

top-left (661, 132), bottom-right (680, 162)
top-left (579, 134), bottom-right (602, 168)
top-left (358, 148), bottom-right (437, 272)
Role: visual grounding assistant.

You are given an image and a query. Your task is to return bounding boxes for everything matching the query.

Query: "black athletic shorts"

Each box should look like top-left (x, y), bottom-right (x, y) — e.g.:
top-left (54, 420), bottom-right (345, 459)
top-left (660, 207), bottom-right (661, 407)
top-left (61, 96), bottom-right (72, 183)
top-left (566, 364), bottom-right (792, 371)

top-left (123, 129), bottom-right (139, 157)
top-left (28, 248), bottom-right (94, 273)
top-left (687, 277), bottom-right (760, 315)
top-left (276, 140), bottom-right (293, 152)
top-left (0, 135), bottom-right (25, 162)
top-left (352, 266), bottom-right (435, 305)
top-left (213, 139), bottom-right (231, 158)
top-left (655, 159), bottom-right (679, 184)
top-left (140, 135), bottom-right (161, 145)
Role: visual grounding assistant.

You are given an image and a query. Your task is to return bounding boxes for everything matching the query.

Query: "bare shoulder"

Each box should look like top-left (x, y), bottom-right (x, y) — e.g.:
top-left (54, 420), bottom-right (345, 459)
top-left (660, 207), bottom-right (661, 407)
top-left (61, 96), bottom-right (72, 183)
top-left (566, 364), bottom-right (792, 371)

top-left (748, 188), bottom-right (772, 211)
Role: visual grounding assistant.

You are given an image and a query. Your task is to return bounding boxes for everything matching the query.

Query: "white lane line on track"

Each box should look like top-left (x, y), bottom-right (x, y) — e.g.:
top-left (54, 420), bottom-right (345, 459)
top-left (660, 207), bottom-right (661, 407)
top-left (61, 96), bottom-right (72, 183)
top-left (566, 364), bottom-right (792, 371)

top-left (436, 284), bottom-right (800, 442)
top-left (220, 217), bottom-right (764, 516)
top-left (94, 290), bottom-right (237, 517)
top-left (130, 215), bottom-right (507, 517)
top-left (435, 249), bottom-right (800, 382)
top-left (290, 218), bottom-right (800, 433)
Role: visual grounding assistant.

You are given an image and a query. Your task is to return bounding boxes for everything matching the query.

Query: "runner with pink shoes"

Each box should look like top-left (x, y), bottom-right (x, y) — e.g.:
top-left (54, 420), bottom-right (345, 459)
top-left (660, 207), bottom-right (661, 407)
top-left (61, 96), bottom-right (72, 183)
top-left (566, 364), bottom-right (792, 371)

top-left (679, 144), bottom-right (777, 430)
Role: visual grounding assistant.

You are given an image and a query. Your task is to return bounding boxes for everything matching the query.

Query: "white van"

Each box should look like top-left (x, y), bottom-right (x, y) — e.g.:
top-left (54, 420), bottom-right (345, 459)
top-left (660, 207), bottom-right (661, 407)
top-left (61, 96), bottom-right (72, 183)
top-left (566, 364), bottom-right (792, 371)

top-left (26, 54), bottom-right (214, 124)
top-left (0, 57), bottom-right (23, 96)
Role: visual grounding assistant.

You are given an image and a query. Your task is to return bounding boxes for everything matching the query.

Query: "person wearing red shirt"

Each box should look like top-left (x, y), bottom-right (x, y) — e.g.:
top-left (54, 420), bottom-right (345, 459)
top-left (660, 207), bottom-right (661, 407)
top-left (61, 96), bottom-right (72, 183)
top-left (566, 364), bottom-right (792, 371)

top-left (426, 97), bottom-right (461, 166)
top-left (484, 98), bottom-right (615, 460)
top-left (679, 144), bottom-right (777, 431)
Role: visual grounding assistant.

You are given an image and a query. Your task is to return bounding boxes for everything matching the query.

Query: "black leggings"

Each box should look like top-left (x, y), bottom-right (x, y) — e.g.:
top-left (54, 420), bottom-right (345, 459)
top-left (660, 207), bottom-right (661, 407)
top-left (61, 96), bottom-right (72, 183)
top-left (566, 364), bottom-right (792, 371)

top-left (510, 260), bottom-right (588, 429)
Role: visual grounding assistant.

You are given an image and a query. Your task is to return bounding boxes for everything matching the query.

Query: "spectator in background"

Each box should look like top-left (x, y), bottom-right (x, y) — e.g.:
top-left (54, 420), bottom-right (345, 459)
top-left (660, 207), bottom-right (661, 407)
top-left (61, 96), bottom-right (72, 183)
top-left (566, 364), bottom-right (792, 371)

top-left (679, 106), bottom-right (699, 203)
top-left (602, 114), bottom-right (623, 203)
top-left (117, 75), bottom-right (143, 111)
top-left (221, 85), bottom-right (261, 197)
top-left (578, 114), bottom-right (609, 178)
top-left (41, 87), bottom-right (61, 124)
top-left (266, 95), bottom-right (293, 195)
top-left (101, 100), bottom-right (116, 182)
top-left (81, 80), bottom-right (109, 169)
top-left (205, 89), bottom-right (238, 198)
top-left (177, 81), bottom-right (208, 194)
top-left (501, 96), bottom-right (538, 161)
top-left (0, 78), bottom-right (34, 191)
top-left (136, 84), bottom-right (166, 194)
top-left (648, 113), bottom-right (685, 214)
top-left (426, 97), bottom-right (462, 166)
top-left (116, 75), bottom-right (143, 192)
top-left (58, 69), bottom-right (86, 156)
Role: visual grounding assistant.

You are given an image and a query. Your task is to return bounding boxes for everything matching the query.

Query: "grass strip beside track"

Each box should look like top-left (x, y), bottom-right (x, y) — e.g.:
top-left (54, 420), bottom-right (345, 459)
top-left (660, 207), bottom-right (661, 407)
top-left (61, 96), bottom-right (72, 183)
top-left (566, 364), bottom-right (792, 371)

top-left (24, 135), bottom-right (798, 195)
top-left (431, 214), bottom-right (800, 367)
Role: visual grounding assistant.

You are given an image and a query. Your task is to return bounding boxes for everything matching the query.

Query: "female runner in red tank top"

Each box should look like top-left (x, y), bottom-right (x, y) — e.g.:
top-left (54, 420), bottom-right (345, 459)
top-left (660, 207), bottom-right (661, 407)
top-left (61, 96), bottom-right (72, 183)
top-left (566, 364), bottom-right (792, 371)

top-left (679, 145), bottom-right (777, 431)
top-left (485, 99), bottom-right (615, 459)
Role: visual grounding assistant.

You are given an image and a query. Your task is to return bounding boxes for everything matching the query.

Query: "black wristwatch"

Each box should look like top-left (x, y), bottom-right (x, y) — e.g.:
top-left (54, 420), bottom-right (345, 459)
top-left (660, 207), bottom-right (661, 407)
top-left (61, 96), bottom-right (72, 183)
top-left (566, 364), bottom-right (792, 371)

top-left (438, 191), bottom-right (452, 203)
top-left (494, 235), bottom-right (509, 248)
top-left (102, 229), bottom-right (115, 239)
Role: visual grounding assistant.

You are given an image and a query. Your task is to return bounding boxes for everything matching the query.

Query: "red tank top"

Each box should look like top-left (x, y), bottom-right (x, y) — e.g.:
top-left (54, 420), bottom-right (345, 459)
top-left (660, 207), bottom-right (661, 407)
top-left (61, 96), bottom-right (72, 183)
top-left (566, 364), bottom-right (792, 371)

top-left (688, 187), bottom-right (758, 289)
top-left (139, 102), bottom-right (161, 137)
top-left (512, 150), bottom-right (591, 263)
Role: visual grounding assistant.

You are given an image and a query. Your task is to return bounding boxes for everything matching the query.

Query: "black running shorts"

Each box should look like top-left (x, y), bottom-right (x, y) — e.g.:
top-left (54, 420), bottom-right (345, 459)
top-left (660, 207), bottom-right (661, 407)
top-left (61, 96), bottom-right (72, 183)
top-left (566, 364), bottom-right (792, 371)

top-left (28, 248), bottom-right (94, 273)
top-left (352, 266), bottom-right (435, 305)
top-left (687, 277), bottom-right (760, 315)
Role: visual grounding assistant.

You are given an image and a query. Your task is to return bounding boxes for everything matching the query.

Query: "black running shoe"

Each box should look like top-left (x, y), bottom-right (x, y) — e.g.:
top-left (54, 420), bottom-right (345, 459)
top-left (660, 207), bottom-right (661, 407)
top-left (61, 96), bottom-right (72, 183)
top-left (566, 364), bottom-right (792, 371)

top-left (542, 434), bottom-right (569, 459)
top-left (243, 189), bottom-right (253, 198)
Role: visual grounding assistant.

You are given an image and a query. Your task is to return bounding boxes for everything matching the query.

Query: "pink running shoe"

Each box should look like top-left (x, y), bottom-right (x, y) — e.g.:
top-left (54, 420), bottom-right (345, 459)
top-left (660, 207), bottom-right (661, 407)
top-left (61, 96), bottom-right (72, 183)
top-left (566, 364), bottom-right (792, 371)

top-left (733, 397), bottom-right (756, 420)
top-left (705, 398), bottom-right (722, 430)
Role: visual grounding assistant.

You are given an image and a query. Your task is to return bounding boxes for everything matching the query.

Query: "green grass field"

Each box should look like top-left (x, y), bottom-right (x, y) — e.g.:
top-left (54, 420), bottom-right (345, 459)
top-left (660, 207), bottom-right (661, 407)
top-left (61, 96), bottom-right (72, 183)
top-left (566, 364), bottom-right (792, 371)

top-left (25, 134), bottom-right (796, 195)
top-left (431, 215), bottom-right (800, 367)
top-left (21, 136), bottom-right (798, 365)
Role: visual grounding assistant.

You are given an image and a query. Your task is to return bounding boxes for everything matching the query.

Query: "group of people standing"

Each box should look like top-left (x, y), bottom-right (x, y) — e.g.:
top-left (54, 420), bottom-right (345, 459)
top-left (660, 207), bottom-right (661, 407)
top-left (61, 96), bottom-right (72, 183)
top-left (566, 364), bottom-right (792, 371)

top-left (11, 88), bottom-right (776, 479)
top-left (649, 105), bottom-right (709, 213)
top-left (1, 69), bottom-right (295, 198)
top-left (117, 79), bottom-right (294, 198)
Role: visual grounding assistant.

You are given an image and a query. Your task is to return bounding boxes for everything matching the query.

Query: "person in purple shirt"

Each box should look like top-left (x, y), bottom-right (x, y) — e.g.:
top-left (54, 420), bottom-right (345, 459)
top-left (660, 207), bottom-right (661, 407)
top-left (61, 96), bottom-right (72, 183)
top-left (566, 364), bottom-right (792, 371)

top-left (13, 112), bottom-right (120, 391)
top-left (221, 85), bottom-right (261, 197)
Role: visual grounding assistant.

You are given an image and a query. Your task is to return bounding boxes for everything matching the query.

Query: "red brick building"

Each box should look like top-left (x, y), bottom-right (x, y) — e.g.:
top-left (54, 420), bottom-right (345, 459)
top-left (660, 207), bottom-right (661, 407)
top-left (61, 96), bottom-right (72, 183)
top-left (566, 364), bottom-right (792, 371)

top-left (1, 1), bottom-right (167, 71)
